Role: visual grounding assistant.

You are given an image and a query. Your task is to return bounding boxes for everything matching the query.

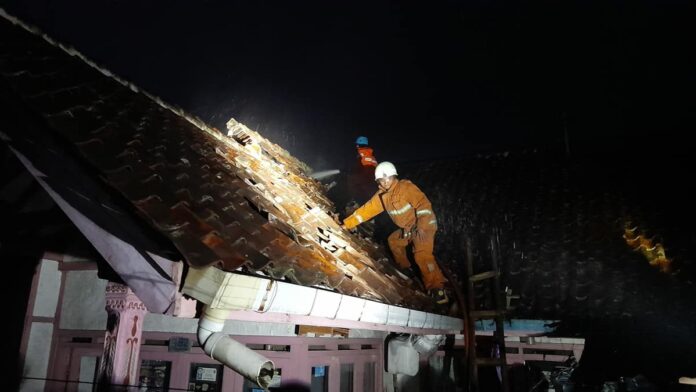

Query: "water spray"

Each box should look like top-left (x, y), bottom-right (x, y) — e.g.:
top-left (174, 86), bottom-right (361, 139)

top-left (309, 169), bottom-right (340, 180)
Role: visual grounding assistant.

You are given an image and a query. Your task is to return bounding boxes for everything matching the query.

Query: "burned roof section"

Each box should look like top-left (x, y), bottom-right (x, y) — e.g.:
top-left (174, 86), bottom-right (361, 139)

top-left (0, 10), bottom-right (438, 312)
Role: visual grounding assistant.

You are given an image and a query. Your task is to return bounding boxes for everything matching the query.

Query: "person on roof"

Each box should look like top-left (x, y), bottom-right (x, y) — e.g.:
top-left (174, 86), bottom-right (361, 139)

top-left (341, 161), bottom-right (449, 304)
top-left (327, 136), bottom-right (379, 227)
top-left (345, 135), bottom-right (379, 212)
top-left (355, 136), bottom-right (378, 168)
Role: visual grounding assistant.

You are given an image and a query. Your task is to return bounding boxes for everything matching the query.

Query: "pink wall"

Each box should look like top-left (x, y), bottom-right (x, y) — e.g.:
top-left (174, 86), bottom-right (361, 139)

top-left (49, 330), bottom-right (384, 391)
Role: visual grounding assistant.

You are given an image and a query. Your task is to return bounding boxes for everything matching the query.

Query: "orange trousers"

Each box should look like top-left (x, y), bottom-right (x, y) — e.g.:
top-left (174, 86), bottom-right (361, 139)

top-left (387, 228), bottom-right (446, 290)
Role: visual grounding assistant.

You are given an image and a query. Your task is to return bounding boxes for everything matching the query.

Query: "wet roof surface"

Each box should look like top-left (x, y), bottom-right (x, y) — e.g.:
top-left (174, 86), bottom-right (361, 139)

top-left (392, 152), bottom-right (696, 387)
top-left (0, 12), bottom-right (439, 312)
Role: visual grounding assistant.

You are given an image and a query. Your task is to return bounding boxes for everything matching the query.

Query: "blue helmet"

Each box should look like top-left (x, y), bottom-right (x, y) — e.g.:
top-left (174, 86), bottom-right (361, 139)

top-left (356, 136), bottom-right (369, 146)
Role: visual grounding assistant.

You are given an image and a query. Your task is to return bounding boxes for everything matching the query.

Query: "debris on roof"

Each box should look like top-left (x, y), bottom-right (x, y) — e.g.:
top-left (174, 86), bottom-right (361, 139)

top-left (0, 9), bottom-right (438, 312)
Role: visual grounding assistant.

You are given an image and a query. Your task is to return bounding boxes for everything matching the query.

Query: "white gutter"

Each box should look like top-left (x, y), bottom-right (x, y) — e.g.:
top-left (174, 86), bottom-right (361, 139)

top-left (184, 265), bottom-right (463, 386)
top-left (183, 266), bottom-right (463, 333)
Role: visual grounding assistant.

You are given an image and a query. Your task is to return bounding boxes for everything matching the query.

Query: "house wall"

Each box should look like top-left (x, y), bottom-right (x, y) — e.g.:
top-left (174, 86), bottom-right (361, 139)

top-left (21, 257), bottom-right (464, 391)
top-left (48, 330), bottom-right (386, 392)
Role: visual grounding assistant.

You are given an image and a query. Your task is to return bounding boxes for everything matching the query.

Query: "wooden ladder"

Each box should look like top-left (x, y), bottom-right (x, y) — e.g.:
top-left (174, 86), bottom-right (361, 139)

top-left (464, 231), bottom-right (510, 392)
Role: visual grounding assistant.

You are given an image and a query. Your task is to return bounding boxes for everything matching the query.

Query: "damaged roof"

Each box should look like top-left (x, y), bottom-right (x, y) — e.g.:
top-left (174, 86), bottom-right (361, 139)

top-left (0, 10), bottom-right (438, 312)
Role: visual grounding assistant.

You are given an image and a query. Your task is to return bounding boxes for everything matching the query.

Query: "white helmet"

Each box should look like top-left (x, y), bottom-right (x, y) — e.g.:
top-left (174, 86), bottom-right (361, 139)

top-left (375, 161), bottom-right (398, 180)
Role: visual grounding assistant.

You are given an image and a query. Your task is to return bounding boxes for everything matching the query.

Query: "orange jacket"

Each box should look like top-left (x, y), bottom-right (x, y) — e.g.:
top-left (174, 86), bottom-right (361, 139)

top-left (344, 179), bottom-right (437, 231)
top-left (357, 146), bottom-right (378, 167)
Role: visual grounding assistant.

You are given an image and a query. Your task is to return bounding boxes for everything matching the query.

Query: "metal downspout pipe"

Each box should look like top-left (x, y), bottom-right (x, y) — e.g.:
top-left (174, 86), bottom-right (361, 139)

top-left (197, 306), bottom-right (275, 389)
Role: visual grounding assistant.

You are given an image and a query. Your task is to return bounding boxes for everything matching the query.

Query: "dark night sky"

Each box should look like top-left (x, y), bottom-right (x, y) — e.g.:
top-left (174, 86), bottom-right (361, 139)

top-left (1, 0), bottom-right (694, 170)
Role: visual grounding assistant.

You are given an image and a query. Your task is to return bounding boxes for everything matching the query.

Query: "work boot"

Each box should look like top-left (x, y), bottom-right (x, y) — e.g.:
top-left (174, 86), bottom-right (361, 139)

top-left (430, 288), bottom-right (449, 305)
top-left (395, 268), bottom-right (426, 290)
top-left (394, 268), bottom-right (410, 281)
top-left (398, 267), bottom-right (416, 279)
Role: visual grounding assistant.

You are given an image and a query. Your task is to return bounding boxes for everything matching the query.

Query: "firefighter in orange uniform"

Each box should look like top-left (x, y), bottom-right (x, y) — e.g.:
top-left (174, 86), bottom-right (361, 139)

top-left (344, 136), bottom-right (380, 236)
top-left (341, 161), bottom-right (449, 304)
top-left (347, 136), bottom-right (379, 206)
top-left (355, 136), bottom-right (378, 168)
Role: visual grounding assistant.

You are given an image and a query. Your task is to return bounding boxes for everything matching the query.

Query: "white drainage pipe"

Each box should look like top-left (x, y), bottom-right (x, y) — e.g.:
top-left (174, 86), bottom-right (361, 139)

top-left (197, 307), bottom-right (275, 389)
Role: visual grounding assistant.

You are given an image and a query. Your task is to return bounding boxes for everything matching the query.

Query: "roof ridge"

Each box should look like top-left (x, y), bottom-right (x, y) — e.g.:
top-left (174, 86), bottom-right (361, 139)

top-left (0, 7), bottom-right (312, 172)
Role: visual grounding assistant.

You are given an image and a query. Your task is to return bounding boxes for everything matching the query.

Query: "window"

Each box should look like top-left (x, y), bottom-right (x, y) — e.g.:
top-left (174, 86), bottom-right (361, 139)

top-left (340, 363), bottom-right (354, 392)
top-left (138, 360), bottom-right (171, 391)
top-left (311, 366), bottom-right (329, 392)
top-left (188, 363), bottom-right (223, 392)
top-left (78, 356), bottom-right (98, 392)
top-left (363, 362), bottom-right (376, 392)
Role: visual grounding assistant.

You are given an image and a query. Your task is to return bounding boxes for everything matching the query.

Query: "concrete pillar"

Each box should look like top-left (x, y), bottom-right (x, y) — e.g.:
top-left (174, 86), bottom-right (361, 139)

top-left (96, 282), bottom-right (147, 391)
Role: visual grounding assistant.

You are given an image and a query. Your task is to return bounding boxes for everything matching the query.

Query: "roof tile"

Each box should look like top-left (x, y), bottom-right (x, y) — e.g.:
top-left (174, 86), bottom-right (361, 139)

top-left (0, 13), bottom-right (440, 313)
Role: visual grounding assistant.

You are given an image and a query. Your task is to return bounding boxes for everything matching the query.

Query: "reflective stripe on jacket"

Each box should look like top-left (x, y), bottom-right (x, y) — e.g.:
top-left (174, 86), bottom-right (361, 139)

top-left (357, 146), bottom-right (378, 167)
top-left (344, 179), bottom-right (437, 231)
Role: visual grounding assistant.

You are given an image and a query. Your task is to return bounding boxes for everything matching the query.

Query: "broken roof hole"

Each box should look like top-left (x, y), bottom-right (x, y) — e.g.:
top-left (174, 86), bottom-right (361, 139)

top-left (230, 128), bottom-right (252, 146)
top-left (244, 196), bottom-right (269, 221)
